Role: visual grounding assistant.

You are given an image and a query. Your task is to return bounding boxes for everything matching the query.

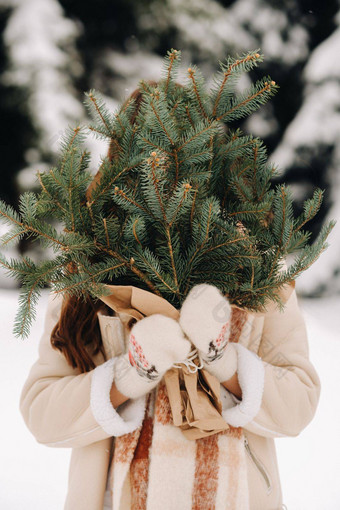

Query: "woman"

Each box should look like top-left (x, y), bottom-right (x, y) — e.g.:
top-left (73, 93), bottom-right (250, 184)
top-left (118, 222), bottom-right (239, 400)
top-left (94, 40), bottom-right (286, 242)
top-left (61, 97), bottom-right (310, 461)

top-left (19, 83), bottom-right (320, 510)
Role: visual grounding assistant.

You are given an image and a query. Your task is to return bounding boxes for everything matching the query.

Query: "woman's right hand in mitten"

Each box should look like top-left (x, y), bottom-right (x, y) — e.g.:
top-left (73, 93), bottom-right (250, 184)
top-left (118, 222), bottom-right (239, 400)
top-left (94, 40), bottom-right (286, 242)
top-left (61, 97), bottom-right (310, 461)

top-left (179, 283), bottom-right (238, 383)
top-left (114, 314), bottom-right (192, 399)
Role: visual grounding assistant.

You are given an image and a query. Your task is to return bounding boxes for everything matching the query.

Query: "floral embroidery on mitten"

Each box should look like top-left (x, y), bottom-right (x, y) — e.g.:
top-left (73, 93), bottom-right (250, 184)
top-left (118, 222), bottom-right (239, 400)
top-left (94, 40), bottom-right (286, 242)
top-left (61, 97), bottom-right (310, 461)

top-left (128, 333), bottom-right (159, 380)
top-left (202, 321), bottom-right (230, 363)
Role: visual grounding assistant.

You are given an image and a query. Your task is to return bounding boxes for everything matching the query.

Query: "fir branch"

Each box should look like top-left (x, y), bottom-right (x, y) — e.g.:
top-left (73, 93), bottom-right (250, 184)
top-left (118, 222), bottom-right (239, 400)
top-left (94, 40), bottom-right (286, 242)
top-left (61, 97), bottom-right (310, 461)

top-left (174, 149), bottom-right (179, 186)
top-left (267, 185), bottom-right (294, 278)
top-left (84, 90), bottom-right (114, 137)
top-left (0, 202), bottom-right (66, 251)
top-left (59, 125), bottom-right (83, 153)
top-left (89, 161), bottom-right (140, 207)
top-left (68, 148), bottom-right (76, 230)
top-left (222, 134), bottom-right (258, 158)
top-left (178, 147), bottom-right (212, 166)
top-left (285, 220), bottom-right (335, 280)
top-left (93, 240), bottom-right (162, 296)
top-left (0, 227), bottom-right (27, 246)
top-left (162, 48), bottom-right (181, 95)
top-left (54, 261), bottom-right (126, 295)
top-left (187, 66), bottom-right (208, 119)
top-left (59, 126), bottom-right (84, 175)
top-left (149, 97), bottom-right (177, 147)
top-left (0, 200), bottom-right (24, 228)
top-left (151, 153), bottom-right (167, 219)
top-left (177, 121), bottom-right (217, 152)
top-left (115, 112), bottom-right (126, 135)
top-left (132, 218), bottom-right (143, 246)
top-left (187, 198), bottom-right (220, 268)
top-left (202, 236), bottom-right (251, 254)
top-left (133, 246), bottom-right (178, 294)
top-left (167, 182), bottom-right (193, 227)
top-left (165, 227), bottom-right (179, 291)
top-left (216, 78), bottom-right (279, 122)
top-left (113, 184), bottom-right (152, 217)
top-left (103, 218), bottom-right (110, 248)
top-left (138, 135), bottom-right (173, 155)
top-left (185, 105), bottom-right (195, 128)
top-left (190, 186), bottom-right (198, 227)
top-left (212, 50), bottom-right (262, 117)
top-left (294, 189), bottom-right (324, 233)
top-left (0, 253), bottom-right (34, 280)
top-left (128, 257), bottom-right (163, 296)
top-left (37, 171), bottom-right (67, 214)
top-left (170, 100), bottom-right (180, 116)
top-left (14, 259), bottom-right (67, 338)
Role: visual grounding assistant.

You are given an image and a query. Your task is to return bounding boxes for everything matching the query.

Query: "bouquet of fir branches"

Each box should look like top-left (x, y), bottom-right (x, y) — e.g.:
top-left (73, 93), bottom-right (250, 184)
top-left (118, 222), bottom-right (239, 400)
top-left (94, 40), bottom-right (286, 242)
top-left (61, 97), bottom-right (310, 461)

top-left (0, 49), bottom-right (334, 337)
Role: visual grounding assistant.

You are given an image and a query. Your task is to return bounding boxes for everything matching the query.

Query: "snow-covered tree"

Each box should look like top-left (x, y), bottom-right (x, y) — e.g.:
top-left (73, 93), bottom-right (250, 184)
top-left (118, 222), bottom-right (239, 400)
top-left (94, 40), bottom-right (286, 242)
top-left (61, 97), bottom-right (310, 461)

top-left (0, 1), bottom-right (36, 208)
top-left (3, 0), bottom-right (83, 152)
top-left (270, 8), bottom-right (340, 295)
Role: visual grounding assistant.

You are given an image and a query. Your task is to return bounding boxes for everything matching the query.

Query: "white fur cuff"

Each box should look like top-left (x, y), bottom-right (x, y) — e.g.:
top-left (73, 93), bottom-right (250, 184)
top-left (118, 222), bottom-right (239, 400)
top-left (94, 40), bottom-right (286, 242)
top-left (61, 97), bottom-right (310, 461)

top-left (221, 344), bottom-right (265, 427)
top-left (90, 358), bottom-right (147, 437)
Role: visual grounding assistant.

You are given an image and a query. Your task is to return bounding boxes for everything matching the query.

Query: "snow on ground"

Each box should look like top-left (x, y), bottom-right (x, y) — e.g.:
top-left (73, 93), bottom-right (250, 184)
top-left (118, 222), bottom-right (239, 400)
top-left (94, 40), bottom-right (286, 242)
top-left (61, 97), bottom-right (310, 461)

top-left (277, 295), bottom-right (340, 509)
top-left (0, 289), bottom-right (339, 509)
top-left (0, 290), bottom-right (69, 510)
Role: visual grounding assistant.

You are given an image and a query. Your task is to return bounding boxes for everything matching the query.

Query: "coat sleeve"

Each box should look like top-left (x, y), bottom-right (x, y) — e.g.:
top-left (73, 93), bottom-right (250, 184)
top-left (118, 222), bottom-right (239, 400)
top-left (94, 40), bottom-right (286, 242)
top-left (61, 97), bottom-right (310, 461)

top-left (19, 292), bottom-right (146, 448)
top-left (221, 289), bottom-right (321, 438)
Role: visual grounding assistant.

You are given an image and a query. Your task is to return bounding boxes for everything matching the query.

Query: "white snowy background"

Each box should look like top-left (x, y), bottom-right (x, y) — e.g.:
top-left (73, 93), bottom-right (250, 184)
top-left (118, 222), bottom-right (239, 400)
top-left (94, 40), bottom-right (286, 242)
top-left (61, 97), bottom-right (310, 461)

top-left (0, 0), bottom-right (339, 508)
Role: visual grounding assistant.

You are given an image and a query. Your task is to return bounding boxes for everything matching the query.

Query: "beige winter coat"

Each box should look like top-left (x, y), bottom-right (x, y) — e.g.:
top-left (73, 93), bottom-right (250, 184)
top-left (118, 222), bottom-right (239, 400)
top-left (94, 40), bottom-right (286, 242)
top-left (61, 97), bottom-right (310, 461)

top-left (19, 288), bottom-right (320, 510)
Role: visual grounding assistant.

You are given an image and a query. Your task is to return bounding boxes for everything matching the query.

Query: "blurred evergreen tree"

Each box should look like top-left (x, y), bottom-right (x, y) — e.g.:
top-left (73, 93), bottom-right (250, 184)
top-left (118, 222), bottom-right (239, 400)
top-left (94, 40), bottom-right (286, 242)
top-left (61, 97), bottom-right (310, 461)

top-left (0, 5), bottom-right (36, 207)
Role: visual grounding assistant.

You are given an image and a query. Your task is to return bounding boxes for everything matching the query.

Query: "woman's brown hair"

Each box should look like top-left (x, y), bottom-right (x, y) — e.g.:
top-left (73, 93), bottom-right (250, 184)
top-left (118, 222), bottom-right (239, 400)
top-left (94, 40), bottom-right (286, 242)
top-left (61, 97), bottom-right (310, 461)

top-left (51, 294), bottom-right (108, 373)
top-left (50, 81), bottom-right (158, 373)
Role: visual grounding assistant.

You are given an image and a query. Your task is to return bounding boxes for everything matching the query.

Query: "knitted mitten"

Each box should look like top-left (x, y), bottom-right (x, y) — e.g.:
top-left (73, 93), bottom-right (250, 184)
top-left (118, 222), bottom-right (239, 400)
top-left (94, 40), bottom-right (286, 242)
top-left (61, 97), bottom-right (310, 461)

top-left (179, 284), bottom-right (238, 382)
top-left (115, 314), bottom-right (192, 399)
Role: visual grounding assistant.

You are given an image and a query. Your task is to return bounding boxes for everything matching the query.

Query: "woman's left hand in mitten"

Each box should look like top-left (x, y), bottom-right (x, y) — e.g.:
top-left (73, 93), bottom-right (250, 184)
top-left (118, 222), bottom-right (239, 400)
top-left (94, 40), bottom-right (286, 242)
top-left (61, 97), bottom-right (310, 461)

top-left (179, 284), bottom-right (238, 382)
top-left (114, 313), bottom-right (192, 399)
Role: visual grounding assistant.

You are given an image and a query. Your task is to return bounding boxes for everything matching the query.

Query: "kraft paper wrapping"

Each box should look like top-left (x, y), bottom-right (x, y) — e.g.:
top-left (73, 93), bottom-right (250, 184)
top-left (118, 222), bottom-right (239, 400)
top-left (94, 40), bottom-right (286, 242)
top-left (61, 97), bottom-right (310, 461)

top-left (164, 362), bottom-right (231, 440)
top-left (99, 281), bottom-right (295, 439)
